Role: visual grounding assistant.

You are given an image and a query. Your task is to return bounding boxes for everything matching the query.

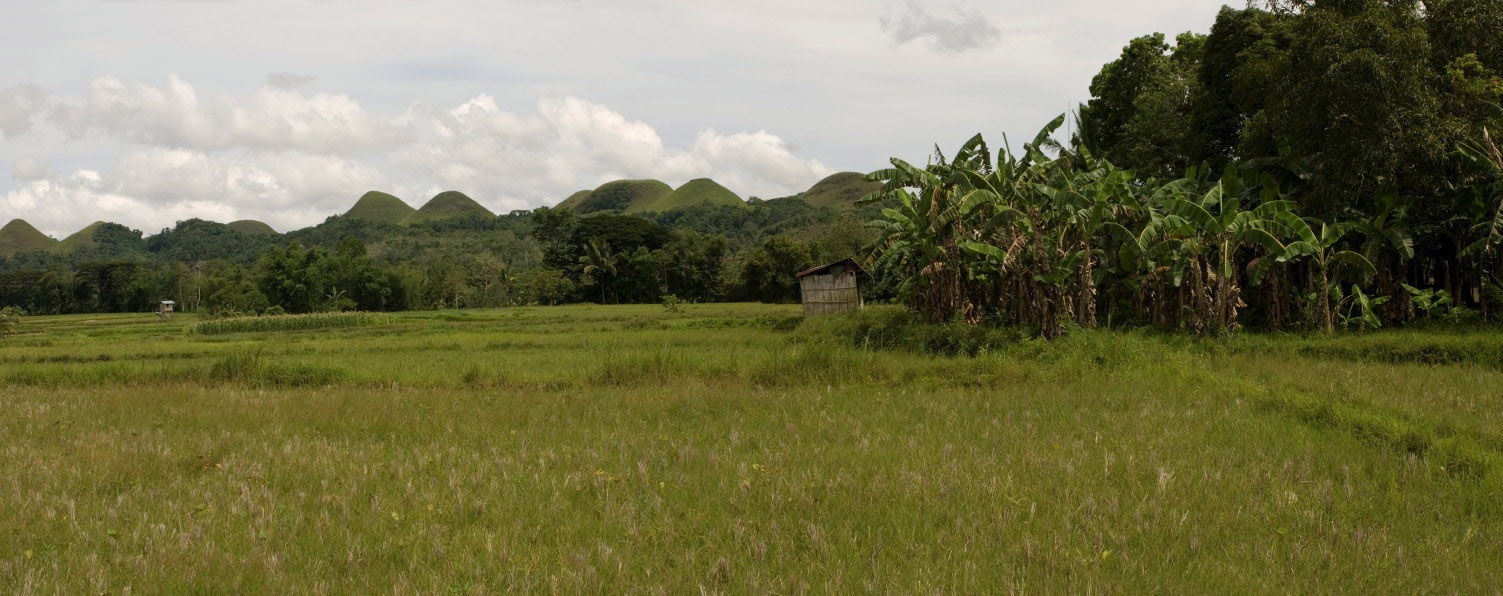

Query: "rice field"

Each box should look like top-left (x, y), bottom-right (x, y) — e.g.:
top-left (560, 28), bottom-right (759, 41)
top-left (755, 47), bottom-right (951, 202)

top-left (1, 304), bottom-right (1501, 593)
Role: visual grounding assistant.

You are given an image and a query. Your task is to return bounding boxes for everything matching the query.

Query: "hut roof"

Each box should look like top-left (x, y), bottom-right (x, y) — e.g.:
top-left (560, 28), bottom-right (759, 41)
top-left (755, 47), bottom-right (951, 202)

top-left (796, 258), bottom-right (869, 279)
top-left (160, 300), bottom-right (176, 305)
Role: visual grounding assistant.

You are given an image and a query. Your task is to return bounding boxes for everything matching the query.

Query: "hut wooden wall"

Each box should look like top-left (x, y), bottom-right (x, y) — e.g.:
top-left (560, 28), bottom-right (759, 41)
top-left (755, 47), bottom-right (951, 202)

top-left (799, 272), bottom-right (862, 316)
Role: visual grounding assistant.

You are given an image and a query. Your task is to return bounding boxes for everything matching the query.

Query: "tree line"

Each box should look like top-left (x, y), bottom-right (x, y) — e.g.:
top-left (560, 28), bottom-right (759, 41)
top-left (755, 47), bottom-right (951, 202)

top-left (0, 199), bottom-right (873, 316)
top-left (865, 0), bottom-right (1503, 336)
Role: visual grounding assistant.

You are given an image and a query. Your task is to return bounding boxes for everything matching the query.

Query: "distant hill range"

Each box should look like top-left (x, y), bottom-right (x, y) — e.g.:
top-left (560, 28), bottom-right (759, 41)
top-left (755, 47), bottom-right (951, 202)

top-left (1, 173), bottom-right (883, 258)
top-left (341, 190), bottom-right (495, 226)
top-left (555, 173), bottom-right (876, 215)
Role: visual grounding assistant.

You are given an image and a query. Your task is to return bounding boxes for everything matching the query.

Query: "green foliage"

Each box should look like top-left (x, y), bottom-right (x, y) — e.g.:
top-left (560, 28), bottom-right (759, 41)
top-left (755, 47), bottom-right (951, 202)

top-left (54, 222), bottom-right (150, 261)
top-left (0, 305), bottom-right (23, 336)
top-left (659, 293), bottom-right (681, 313)
top-left (145, 219), bottom-right (278, 263)
top-left (737, 236), bottom-right (815, 303)
top-left (578, 237), bottom-right (619, 303)
top-left (1403, 283), bottom-right (1455, 320)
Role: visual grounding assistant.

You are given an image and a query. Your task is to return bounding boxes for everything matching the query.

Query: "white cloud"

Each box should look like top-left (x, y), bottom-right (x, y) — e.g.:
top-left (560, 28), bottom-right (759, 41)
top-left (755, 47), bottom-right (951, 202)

top-left (51, 74), bottom-right (410, 154)
top-left (7, 76), bottom-right (833, 235)
top-left (393, 94), bottom-right (830, 209)
top-left (0, 85), bottom-right (48, 138)
top-left (4, 149), bottom-right (391, 236)
top-left (880, 1), bottom-right (1001, 54)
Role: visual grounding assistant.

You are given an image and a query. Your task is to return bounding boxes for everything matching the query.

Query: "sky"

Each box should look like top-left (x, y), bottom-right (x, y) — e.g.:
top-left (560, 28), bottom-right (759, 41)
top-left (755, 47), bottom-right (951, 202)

top-left (0, 0), bottom-right (1233, 238)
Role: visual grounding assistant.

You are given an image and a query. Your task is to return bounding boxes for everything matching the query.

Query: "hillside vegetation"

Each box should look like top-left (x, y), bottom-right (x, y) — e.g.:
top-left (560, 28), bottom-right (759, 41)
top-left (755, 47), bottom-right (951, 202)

top-left (0, 219), bottom-right (56, 254)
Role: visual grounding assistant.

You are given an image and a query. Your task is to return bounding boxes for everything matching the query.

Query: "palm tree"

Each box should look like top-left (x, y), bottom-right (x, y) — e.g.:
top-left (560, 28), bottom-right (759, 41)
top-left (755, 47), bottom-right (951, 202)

top-left (578, 237), bottom-right (618, 304)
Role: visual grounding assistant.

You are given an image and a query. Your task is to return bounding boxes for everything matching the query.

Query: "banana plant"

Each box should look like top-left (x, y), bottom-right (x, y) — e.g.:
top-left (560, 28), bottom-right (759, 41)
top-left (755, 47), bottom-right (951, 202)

top-left (1276, 216), bottom-right (1376, 333)
top-left (1343, 285), bottom-right (1389, 335)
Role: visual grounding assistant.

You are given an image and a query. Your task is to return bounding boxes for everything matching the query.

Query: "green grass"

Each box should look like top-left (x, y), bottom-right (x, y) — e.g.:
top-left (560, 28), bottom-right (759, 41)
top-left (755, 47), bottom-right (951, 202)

top-left (343, 191), bottom-right (417, 224)
top-left (2, 305), bottom-right (1502, 592)
top-left (798, 171), bottom-right (883, 212)
top-left (191, 312), bottom-right (396, 336)
top-left (631, 178), bottom-right (745, 213)
top-left (0, 219), bottom-right (58, 254)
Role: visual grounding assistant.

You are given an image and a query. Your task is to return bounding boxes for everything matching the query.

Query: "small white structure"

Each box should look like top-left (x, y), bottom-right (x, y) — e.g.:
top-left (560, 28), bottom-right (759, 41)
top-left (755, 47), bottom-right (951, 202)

top-left (796, 258), bottom-right (867, 316)
top-left (158, 300), bottom-right (176, 319)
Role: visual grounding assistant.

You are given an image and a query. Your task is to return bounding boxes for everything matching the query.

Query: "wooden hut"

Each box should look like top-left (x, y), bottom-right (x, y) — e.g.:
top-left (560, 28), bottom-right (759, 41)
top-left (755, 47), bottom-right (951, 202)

top-left (157, 300), bottom-right (175, 319)
top-left (796, 258), bottom-right (867, 316)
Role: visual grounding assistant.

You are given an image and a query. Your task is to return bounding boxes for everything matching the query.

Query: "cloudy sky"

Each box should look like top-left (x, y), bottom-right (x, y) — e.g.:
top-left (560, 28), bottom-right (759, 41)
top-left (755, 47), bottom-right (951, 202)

top-left (1, 0), bottom-right (1230, 237)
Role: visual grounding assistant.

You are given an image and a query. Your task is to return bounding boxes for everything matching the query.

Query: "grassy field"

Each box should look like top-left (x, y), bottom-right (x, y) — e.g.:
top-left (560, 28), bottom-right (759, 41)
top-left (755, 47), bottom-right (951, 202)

top-left (2, 305), bottom-right (1501, 593)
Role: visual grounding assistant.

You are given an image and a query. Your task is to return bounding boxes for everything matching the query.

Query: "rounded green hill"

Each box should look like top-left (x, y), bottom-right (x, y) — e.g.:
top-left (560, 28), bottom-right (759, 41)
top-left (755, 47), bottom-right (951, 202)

top-left (575, 179), bottom-right (672, 214)
top-left (344, 191), bottom-right (417, 224)
top-left (799, 172), bottom-right (883, 212)
top-left (226, 220), bottom-right (278, 235)
top-left (0, 219), bottom-right (58, 254)
top-left (56, 221), bottom-right (108, 253)
top-left (404, 191), bottom-right (495, 224)
top-left (631, 178), bottom-right (744, 213)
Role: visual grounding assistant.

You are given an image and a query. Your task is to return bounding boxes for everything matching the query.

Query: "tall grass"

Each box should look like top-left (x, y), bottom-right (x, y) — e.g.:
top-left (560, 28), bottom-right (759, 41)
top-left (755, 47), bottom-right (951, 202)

top-left (191, 312), bottom-right (395, 335)
top-left (4, 304), bottom-right (1503, 593)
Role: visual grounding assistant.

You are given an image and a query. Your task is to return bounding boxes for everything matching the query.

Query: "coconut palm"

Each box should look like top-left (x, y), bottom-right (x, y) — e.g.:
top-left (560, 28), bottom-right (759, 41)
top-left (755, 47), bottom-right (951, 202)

top-left (578, 237), bottom-right (618, 304)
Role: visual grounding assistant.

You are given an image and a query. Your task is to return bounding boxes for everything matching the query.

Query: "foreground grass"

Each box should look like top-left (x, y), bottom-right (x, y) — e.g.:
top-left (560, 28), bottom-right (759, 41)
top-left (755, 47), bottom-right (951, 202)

top-left (1, 305), bottom-right (1501, 593)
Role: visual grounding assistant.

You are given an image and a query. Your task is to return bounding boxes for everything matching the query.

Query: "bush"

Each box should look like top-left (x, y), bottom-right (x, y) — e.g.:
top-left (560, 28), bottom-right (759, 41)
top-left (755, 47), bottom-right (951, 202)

top-left (0, 306), bottom-right (24, 337)
top-left (660, 294), bottom-right (682, 313)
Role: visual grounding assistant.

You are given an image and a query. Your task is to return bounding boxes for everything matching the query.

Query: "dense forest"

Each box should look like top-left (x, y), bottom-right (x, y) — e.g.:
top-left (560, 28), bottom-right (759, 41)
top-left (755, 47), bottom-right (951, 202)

top-left (863, 0), bottom-right (1503, 335)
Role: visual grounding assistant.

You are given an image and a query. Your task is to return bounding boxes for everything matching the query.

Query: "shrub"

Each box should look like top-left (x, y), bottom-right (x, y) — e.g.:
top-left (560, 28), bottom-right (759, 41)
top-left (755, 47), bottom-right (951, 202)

top-left (0, 306), bottom-right (24, 337)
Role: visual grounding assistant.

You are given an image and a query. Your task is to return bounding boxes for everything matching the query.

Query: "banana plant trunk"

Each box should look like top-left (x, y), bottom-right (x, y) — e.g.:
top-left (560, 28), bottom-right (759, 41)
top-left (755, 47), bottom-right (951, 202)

top-left (1319, 263), bottom-right (1334, 334)
top-left (1078, 240), bottom-right (1097, 328)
